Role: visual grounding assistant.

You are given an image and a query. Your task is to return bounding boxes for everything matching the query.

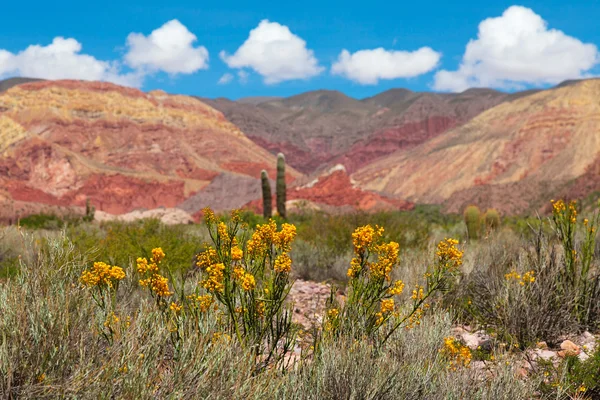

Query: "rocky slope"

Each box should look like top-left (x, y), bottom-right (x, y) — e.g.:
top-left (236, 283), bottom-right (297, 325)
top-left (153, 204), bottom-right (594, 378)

top-left (245, 165), bottom-right (413, 214)
top-left (0, 79), bottom-right (300, 219)
top-left (353, 79), bottom-right (600, 215)
top-left (200, 88), bottom-right (513, 174)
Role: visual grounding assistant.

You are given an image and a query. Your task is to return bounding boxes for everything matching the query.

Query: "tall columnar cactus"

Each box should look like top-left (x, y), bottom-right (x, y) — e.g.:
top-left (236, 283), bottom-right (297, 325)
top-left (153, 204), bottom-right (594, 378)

top-left (261, 170), bottom-right (272, 219)
top-left (276, 153), bottom-right (286, 219)
top-left (84, 198), bottom-right (95, 222)
top-left (464, 205), bottom-right (481, 240)
top-left (484, 208), bottom-right (500, 231)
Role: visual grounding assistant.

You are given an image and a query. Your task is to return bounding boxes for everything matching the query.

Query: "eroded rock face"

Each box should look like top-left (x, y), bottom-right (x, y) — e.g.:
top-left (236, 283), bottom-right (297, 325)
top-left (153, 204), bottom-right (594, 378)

top-left (245, 166), bottom-right (413, 214)
top-left (0, 80), bottom-right (300, 219)
top-left (202, 89), bottom-right (508, 175)
top-left (353, 79), bottom-right (600, 215)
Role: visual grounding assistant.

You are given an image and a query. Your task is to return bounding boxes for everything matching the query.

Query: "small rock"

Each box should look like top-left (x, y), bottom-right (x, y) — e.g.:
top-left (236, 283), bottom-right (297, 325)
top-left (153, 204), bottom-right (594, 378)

top-left (460, 331), bottom-right (492, 351)
top-left (559, 340), bottom-right (581, 357)
top-left (534, 349), bottom-right (558, 361)
top-left (581, 331), bottom-right (595, 344)
top-left (536, 341), bottom-right (548, 350)
top-left (578, 352), bottom-right (590, 362)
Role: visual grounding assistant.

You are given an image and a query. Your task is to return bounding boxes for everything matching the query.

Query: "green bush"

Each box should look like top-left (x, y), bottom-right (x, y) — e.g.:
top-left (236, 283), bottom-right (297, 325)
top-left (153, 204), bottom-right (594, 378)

top-left (483, 208), bottom-right (501, 232)
top-left (66, 219), bottom-right (206, 272)
top-left (19, 213), bottom-right (68, 230)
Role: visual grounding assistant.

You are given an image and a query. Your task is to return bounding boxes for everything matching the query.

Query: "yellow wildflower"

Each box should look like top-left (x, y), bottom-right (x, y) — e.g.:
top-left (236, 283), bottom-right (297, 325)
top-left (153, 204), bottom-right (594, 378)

top-left (169, 302), bottom-right (183, 313)
top-left (202, 263), bottom-right (225, 293)
top-left (388, 280), bottom-right (405, 295)
top-left (274, 223), bottom-right (297, 252)
top-left (241, 273), bottom-right (256, 291)
top-left (380, 298), bottom-right (395, 314)
top-left (196, 247), bottom-right (218, 269)
top-left (351, 225), bottom-right (383, 255)
top-left (347, 257), bottom-right (362, 278)
top-left (436, 238), bottom-right (463, 271)
top-left (274, 253), bottom-right (292, 273)
top-left (80, 262), bottom-right (125, 288)
top-left (151, 274), bottom-right (173, 297)
top-left (232, 266), bottom-right (245, 280)
top-left (151, 247), bottom-right (165, 264)
top-left (231, 246), bottom-right (243, 261)
top-left (203, 207), bottom-right (217, 225)
top-left (327, 308), bottom-right (340, 319)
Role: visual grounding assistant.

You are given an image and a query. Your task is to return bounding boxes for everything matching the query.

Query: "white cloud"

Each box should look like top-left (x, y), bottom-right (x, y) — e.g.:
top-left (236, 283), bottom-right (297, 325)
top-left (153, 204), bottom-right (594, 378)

top-left (124, 19), bottom-right (209, 74)
top-left (433, 6), bottom-right (599, 91)
top-left (220, 20), bottom-right (323, 84)
top-left (218, 73), bottom-right (233, 84)
top-left (0, 20), bottom-right (210, 88)
top-left (0, 37), bottom-right (142, 87)
top-left (331, 47), bottom-right (441, 84)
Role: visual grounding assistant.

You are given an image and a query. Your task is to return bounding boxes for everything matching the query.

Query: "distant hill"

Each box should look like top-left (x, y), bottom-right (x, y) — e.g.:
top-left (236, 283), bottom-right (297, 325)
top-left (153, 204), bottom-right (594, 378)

top-left (0, 77), bottom-right (43, 93)
top-left (201, 87), bottom-right (514, 174)
top-left (353, 79), bottom-right (600, 214)
top-left (0, 79), bottom-right (300, 219)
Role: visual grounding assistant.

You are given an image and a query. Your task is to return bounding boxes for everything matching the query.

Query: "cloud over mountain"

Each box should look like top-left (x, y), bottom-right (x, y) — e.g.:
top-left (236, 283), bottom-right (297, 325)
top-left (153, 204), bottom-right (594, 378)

top-left (331, 47), bottom-right (441, 84)
top-left (220, 20), bottom-right (323, 84)
top-left (433, 6), bottom-right (599, 91)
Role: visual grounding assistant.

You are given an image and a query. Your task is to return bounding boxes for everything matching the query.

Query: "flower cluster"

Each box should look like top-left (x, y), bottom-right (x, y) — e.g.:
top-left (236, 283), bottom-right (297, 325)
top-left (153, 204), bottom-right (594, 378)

top-left (388, 280), bottom-right (405, 295)
top-left (137, 248), bottom-right (173, 297)
top-left (351, 225), bottom-right (383, 255)
top-left (169, 302), bottom-right (183, 313)
top-left (201, 263), bottom-right (225, 293)
top-left (80, 262), bottom-right (125, 288)
top-left (241, 272), bottom-right (256, 291)
top-left (187, 294), bottom-right (214, 312)
top-left (369, 242), bottom-right (400, 281)
top-left (347, 225), bottom-right (399, 280)
top-left (274, 253), bottom-right (292, 273)
top-left (551, 199), bottom-right (578, 223)
top-left (436, 238), bottom-right (463, 272)
top-left (505, 269), bottom-right (535, 286)
top-left (440, 337), bottom-right (472, 370)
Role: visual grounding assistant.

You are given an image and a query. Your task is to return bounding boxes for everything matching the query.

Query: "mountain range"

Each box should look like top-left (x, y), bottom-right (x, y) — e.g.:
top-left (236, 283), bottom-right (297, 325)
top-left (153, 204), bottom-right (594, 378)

top-left (0, 77), bottom-right (599, 220)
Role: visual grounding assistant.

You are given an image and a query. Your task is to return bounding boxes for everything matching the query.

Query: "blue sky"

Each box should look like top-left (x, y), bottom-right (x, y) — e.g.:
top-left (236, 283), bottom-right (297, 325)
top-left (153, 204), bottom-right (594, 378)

top-left (1, 0), bottom-right (599, 99)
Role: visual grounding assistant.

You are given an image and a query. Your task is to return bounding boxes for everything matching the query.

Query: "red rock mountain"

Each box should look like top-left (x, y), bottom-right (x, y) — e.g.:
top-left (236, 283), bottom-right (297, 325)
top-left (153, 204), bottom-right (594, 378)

top-left (0, 79), bottom-right (301, 219)
top-left (2, 78), bottom-right (599, 219)
top-left (200, 88), bottom-right (531, 175)
top-left (352, 79), bottom-right (600, 215)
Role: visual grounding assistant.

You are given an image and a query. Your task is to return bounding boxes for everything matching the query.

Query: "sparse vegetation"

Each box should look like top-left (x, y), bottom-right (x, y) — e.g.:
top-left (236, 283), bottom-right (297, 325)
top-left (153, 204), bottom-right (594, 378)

top-left (1, 200), bottom-right (600, 399)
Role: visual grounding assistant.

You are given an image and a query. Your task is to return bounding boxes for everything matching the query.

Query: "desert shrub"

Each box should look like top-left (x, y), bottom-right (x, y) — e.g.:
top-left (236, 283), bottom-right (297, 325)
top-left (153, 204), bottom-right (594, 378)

top-left (1, 223), bottom-right (547, 399)
top-left (550, 200), bottom-right (600, 326)
top-left (484, 208), bottom-right (501, 232)
top-left (66, 219), bottom-right (205, 272)
top-left (18, 213), bottom-right (68, 230)
top-left (458, 200), bottom-right (600, 347)
top-left (457, 229), bottom-right (575, 347)
top-left (323, 224), bottom-right (463, 347)
top-left (291, 239), bottom-right (350, 283)
top-left (559, 348), bottom-right (600, 398)
top-left (193, 209), bottom-right (298, 369)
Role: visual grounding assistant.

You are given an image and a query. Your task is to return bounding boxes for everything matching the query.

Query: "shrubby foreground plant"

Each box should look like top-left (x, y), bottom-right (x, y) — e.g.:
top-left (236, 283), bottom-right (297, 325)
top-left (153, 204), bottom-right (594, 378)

top-left (1, 204), bottom-right (599, 399)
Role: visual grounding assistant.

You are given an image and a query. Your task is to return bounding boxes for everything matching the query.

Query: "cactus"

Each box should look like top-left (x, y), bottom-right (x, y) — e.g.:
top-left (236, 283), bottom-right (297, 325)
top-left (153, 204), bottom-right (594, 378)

top-left (84, 198), bottom-right (95, 222)
top-left (484, 208), bottom-right (501, 231)
top-left (261, 170), bottom-right (272, 219)
top-left (276, 153), bottom-right (286, 219)
top-left (464, 205), bottom-right (481, 240)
